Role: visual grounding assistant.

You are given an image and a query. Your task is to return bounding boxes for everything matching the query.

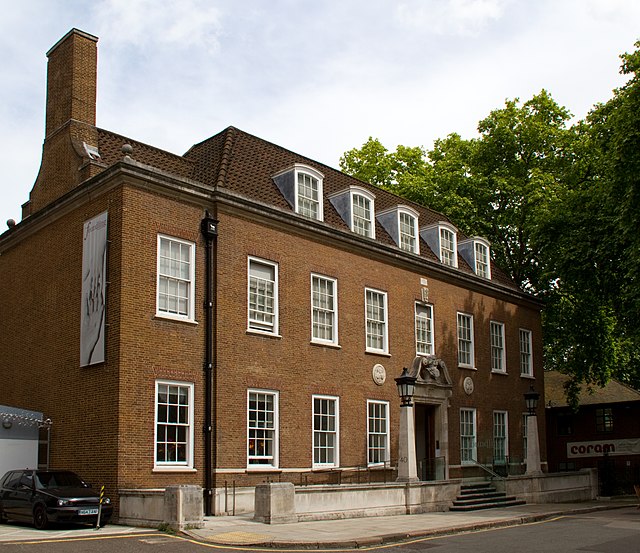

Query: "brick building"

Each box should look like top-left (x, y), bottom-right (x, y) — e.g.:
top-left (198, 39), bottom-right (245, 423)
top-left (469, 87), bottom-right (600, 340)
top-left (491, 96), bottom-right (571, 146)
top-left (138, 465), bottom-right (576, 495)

top-left (0, 29), bottom-right (545, 517)
top-left (545, 371), bottom-right (640, 494)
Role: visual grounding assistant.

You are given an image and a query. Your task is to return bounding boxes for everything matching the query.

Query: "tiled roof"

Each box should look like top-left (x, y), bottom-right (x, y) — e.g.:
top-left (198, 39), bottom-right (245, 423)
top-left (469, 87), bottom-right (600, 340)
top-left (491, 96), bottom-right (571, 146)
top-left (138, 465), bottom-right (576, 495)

top-left (98, 129), bottom-right (195, 179)
top-left (97, 124), bottom-right (520, 291)
top-left (545, 370), bottom-right (640, 408)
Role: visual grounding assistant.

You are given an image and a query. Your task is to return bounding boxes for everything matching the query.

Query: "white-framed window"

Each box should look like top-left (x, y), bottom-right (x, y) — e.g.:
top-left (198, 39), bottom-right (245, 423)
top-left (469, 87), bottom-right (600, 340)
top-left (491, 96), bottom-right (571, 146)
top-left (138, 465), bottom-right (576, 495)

top-left (457, 312), bottom-right (474, 368)
top-left (474, 241), bottom-right (491, 279)
top-left (367, 400), bottom-right (389, 466)
top-left (460, 408), bottom-right (476, 464)
top-left (352, 190), bottom-right (375, 238)
top-left (493, 411), bottom-right (508, 464)
top-left (415, 303), bottom-right (434, 356)
top-left (247, 389), bottom-right (279, 468)
top-left (297, 170), bottom-right (323, 220)
top-left (248, 257), bottom-right (278, 334)
top-left (399, 210), bottom-right (419, 253)
top-left (313, 395), bottom-right (339, 467)
top-left (365, 288), bottom-right (388, 353)
top-left (490, 321), bottom-right (506, 373)
top-left (155, 380), bottom-right (194, 469)
top-left (157, 235), bottom-right (195, 321)
top-left (519, 329), bottom-right (533, 376)
top-left (440, 226), bottom-right (457, 267)
top-left (311, 274), bottom-right (338, 345)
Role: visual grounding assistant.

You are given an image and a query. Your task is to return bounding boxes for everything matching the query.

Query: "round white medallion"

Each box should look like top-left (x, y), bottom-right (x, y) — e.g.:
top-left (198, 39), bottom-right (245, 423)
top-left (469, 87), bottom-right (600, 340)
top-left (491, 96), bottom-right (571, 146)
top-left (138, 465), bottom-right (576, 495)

top-left (463, 376), bottom-right (474, 395)
top-left (372, 364), bottom-right (386, 385)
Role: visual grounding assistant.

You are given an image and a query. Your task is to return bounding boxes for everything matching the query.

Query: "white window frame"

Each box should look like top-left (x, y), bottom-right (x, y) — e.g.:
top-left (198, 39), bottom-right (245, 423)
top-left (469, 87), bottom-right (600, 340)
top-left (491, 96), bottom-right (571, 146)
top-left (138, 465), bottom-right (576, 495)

top-left (474, 240), bottom-right (491, 279)
top-left (365, 288), bottom-right (388, 354)
top-left (490, 321), bottom-right (506, 373)
top-left (493, 410), bottom-right (509, 464)
top-left (295, 167), bottom-right (324, 221)
top-left (519, 328), bottom-right (533, 376)
top-left (312, 395), bottom-right (339, 468)
top-left (247, 389), bottom-right (279, 468)
top-left (439, 225), bottom-right (458, 267)
top-left (154, 380), bottom-right (194, 470)
top-left (247, 257), bottom-right (279, 335)
top-left (351, 188), bottom-right (376, 238)
top-left (460, 408), bottom-right (477, 464)
top-left (311, 274), bottom-right (338, 345)
top-left (457, 312), bottom-right (475, 368)
top-left (398, 209), bottom-right (419, 254)
top-left (367, 400), bottom-right (390, 466)
top-left (415, 303), bottom-right (434, 356)
top-left (156, 235), bottom-right (196, 322)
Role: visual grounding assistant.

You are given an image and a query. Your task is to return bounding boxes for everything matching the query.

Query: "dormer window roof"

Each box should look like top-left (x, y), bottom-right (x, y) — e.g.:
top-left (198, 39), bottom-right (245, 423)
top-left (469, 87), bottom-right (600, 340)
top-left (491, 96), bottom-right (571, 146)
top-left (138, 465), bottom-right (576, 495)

top-left (376, 205), bottom-right (420, 254)
top-left (420, 222), bottom-right (458, 267)
top-left (272, 164), bottom-right (324, 221)
top-left (459, 237), bottom-right (492, 279)
top-left (329, 186), bottom-right (376, 239)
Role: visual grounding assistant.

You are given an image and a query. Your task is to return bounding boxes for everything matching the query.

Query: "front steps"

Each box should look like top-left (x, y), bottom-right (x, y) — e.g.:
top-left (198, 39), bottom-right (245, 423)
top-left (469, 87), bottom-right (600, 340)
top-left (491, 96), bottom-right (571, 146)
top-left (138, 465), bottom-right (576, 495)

top-left (449, 483), bottom-right (526, 512)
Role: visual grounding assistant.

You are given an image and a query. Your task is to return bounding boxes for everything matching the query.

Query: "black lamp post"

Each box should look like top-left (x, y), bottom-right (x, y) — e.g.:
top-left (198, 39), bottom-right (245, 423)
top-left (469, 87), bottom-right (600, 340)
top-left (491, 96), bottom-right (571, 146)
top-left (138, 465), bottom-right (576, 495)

top-left (395, 367), bottom-right (417, 407)
top-left (524, 386), bottom-right (540, 416)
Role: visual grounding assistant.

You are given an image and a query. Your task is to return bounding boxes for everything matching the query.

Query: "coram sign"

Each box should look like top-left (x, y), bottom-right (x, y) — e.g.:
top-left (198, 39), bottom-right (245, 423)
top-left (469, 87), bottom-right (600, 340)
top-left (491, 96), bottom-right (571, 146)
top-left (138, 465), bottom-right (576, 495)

top-left (567, 438), bottom-right (640, 458)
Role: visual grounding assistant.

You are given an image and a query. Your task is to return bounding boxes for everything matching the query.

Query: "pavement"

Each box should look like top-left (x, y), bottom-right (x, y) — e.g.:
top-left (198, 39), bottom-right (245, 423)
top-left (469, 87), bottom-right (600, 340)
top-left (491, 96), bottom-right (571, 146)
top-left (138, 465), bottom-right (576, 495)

top-left (183, 498), bottom-right (639, 548)
top-left (0, 498), bottom-right (636, 548)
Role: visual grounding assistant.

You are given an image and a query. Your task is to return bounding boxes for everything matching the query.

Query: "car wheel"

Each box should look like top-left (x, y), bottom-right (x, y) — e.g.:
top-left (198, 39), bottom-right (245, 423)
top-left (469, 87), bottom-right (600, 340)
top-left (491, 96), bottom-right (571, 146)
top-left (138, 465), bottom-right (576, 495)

top-left (33, 505), bottom-right (48, 530)
top-left (0, 505), bottom-right (6, 523)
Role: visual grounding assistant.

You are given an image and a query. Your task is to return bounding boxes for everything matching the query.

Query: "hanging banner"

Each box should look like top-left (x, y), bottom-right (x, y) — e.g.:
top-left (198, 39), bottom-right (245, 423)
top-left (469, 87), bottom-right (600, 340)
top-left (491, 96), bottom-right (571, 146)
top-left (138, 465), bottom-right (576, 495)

top-left (80, 211), bottom-right (108, 366)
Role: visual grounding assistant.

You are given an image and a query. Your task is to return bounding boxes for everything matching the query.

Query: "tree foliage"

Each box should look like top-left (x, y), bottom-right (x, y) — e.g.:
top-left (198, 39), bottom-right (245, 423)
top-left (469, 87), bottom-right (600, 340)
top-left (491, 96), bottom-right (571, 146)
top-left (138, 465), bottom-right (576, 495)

top-left (340, 44), bottom-right (640, 403)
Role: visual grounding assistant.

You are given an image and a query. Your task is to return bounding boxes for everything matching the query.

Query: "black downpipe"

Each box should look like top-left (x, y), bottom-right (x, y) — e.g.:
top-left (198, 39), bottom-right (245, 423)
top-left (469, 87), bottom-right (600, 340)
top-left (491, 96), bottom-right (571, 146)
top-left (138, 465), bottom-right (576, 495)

top-left (200, 212), bottom-right (218, 516)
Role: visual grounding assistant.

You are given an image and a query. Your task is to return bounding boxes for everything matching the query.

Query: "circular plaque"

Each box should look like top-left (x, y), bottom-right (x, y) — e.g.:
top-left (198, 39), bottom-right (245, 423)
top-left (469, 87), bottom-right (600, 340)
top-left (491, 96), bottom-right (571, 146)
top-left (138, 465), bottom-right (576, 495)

top-left (463, 376), bottom-right (474, 395)
top-left (372, 364), bottom-right (386, 385)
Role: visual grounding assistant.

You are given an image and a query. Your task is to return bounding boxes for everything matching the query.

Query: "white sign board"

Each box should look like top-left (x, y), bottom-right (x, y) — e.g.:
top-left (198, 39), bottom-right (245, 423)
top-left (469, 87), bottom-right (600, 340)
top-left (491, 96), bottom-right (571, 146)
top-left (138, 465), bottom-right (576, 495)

top-left (567, 438), bottom-right (640, 458)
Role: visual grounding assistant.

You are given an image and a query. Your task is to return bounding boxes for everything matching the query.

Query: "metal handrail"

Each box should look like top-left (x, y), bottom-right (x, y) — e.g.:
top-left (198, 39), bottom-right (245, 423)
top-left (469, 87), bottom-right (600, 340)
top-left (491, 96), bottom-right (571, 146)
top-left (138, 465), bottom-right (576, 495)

top-left (471, 458), bottom-right (505, 480)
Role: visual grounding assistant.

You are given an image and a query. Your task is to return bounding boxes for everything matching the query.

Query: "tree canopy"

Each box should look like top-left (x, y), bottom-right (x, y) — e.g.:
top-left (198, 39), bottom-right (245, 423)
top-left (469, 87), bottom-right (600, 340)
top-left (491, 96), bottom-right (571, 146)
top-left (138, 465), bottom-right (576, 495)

top-left (339, 42), bottom-right (640, 404)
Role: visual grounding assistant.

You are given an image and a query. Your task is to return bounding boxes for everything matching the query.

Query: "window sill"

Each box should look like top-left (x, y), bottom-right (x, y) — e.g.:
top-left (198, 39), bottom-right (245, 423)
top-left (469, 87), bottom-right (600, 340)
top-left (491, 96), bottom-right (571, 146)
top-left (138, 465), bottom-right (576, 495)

top-left (152, 467), bottom-right (197, 473)
top-left (491, 369), bottom-right (508, 375)
top-left (246, 467), bottom-right (282, 473)
top-left (310, 340), bottom-right (341, 350)
top-left (458, 365), bottom-right (477, 371)
top-left (246, 329), bottom-right (282, 339)
top-left (365, 349), bottom-right (391, 358)
top-left (520, 374), bottom-right (535, 380)
top-left (154, 314), bottom-right (198, 326)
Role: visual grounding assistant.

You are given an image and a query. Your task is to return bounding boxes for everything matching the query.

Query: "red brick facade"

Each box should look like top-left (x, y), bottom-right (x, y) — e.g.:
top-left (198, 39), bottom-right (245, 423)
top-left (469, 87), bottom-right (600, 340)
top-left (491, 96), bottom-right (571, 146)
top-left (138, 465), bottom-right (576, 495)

top-left (0, 29), bottom-right (545, 515)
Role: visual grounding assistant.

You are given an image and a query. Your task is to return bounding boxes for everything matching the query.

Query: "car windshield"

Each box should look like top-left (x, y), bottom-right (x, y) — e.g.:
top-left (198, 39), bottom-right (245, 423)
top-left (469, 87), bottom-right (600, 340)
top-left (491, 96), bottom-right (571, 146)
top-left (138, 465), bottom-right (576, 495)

top-left (35, 471), bottom-right (86, 489)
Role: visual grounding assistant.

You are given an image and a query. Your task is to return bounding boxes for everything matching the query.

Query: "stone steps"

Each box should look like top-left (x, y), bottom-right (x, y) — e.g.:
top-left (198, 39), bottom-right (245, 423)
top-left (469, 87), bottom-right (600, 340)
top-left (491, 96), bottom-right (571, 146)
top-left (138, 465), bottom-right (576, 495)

top-left (449, 483), bottom-right (526, 512)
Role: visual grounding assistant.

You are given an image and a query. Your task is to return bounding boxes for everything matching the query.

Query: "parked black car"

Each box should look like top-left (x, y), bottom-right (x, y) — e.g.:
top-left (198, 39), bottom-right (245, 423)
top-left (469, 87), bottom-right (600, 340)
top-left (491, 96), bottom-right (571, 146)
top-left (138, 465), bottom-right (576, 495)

top-left (0, 469), bottom-right (112, 529)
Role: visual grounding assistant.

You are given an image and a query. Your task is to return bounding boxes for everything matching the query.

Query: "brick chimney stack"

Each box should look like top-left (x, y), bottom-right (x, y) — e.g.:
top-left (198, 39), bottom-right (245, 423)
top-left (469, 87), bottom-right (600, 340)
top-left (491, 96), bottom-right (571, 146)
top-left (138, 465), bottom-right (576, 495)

top-left (25, 29), bottom-right (102, 218)
top-left (45, 29), bottom-right (98, 138)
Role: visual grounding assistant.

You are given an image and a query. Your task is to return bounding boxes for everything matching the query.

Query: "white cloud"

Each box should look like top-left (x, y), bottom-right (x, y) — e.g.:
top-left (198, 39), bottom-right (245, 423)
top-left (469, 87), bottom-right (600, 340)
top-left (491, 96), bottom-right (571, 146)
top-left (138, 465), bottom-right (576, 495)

top-left (395, 0), bottom-right (510, 36)
top-left (94, 0), bottom-right (222, 53)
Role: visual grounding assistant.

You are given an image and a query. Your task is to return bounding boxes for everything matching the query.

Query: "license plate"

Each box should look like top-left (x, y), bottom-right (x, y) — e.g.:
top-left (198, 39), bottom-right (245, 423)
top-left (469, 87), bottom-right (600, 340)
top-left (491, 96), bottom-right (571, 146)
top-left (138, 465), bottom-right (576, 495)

top-left (79, 508), bottom-right (99, 516)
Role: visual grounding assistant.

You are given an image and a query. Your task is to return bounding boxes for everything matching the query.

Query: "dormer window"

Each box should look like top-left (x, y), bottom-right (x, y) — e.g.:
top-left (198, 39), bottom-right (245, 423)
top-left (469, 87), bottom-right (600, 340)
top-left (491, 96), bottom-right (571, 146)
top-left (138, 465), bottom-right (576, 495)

top-left (329, 186), bottom-right (376, 239)
top-left (272, 164), bottom-right (324, 222)
top-left (420, 222), bottom-right (458, 267)
top-left (376, 205), bottom-right (419, 254)
top-left (458, 237), bottom-right (492, 279)
top-left (352, 192), bottom-right (373, 237)
top-left (440, 227), bottom-right (456, 266)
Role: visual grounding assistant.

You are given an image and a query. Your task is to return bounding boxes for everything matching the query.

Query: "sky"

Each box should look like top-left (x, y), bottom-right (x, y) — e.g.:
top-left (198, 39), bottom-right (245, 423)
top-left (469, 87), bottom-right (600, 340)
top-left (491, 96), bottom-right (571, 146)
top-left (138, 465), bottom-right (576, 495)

top-left (1, 0), bottom-right (639, 228)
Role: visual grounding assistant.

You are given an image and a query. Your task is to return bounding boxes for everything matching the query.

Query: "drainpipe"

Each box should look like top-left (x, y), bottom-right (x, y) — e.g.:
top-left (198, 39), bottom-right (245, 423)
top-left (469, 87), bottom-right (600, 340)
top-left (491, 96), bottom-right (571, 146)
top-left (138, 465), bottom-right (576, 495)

top-left (200, 211), bottom-right (218, 516)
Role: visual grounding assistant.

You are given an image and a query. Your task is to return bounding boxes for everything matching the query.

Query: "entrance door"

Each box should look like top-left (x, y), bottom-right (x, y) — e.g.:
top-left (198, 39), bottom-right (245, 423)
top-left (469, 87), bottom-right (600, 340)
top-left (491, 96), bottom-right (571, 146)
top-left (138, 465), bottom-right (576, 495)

top-left (414, 404), bottom-right (436, 480)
